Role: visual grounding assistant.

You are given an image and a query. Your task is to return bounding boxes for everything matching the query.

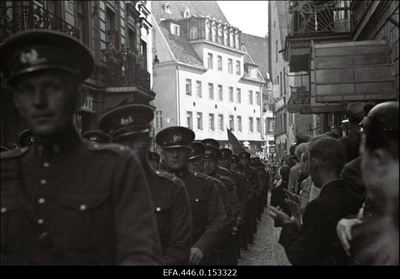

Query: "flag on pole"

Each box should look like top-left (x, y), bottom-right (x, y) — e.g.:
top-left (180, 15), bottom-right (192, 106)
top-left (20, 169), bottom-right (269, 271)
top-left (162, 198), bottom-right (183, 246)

top-left (227, 128), bottom-right (246, 154)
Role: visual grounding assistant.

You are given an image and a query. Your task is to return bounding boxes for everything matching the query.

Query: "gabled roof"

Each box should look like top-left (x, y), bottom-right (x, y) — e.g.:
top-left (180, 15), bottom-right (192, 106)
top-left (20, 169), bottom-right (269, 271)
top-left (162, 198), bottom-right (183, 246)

top-left (241, 33), bottom-right (269, 80)
top-left (152, 1), bottom-right (229, 24)
top-left (158, 20), bottom-right (204, 67)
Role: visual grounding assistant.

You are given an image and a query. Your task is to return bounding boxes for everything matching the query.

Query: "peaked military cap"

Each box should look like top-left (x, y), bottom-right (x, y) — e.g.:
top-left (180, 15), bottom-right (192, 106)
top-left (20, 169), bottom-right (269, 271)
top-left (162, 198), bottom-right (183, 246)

top-left (156, 126), bottom-right (195, 149)
top-left (238, 151), bottom-right (251, 160)
top-left (1, 146), bottom-right (10, 152)
top-left (99, 103), bottom-right (154, 140)
top-left (219, 148), bottom-right (233, 159)
top-left (1, 30), bottom-right (94, 86)
top-left (189, 142), bottom-right (205, 160)
top-left (82, 130), bottom-right (110, 144)
top-left (201, 138), bottom-right (220, 149)
top-left (18, 129), bottom-right (35, 147)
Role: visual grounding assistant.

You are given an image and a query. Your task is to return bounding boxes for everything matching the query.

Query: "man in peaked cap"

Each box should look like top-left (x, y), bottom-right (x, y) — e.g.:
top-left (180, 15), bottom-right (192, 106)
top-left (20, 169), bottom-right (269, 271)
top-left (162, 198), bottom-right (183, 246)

top-left (238, 151), bottom-right (262, 246)
top-left (18, 129), bottom-right (35, 148)
top-left (201, 140), bottom-right (240, 265)
top-left (81, 130), bottom-right (110, 144)
top-left (187, 142), bottom-right (206, 173)
top-left (340, 102), bottom-right (366, 161)
top-left (99, 103), bottom-right (192, 265)
top-left (156, 128), bottom-right (227, 265)
top-left (218, 148), bottom-right (252, 258)
top-left (1, 30), bottom-right (161, 265)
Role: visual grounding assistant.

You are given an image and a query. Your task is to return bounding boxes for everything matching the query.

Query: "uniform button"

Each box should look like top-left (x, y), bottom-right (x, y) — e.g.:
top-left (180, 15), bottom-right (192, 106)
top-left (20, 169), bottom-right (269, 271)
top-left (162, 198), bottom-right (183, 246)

top-left (80, 204), bottom-right (87, 211)
top-left (38, 219), bottom-right (44, 224)
top-left (195, 199), bottom-right (199, 202)
top-left (40, 179), bottom-right (47, 185)
top-left (38, 198), bottom-right (45, 204)
top-left (1, 207), bottom-right (7, 213)
top-left (156, 207), bottom-right (161, 212)
top-left (43, 162), bottom-right (50, 168)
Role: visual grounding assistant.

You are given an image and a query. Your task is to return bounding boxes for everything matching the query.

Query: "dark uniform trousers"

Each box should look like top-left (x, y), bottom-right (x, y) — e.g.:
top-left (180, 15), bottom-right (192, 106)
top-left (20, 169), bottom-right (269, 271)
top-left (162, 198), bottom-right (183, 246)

top-left (174, 169), bottom-right (227, 265)
top-left (1, 140), bottom-right (161, 265)
top-left (148, 170), bottom-right (192, 265)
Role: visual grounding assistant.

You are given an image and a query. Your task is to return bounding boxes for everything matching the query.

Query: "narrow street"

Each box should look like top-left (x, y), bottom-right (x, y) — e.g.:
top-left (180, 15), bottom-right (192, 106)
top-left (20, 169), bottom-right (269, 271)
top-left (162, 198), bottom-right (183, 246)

top-left (238, 196), bottom-right (291, 266)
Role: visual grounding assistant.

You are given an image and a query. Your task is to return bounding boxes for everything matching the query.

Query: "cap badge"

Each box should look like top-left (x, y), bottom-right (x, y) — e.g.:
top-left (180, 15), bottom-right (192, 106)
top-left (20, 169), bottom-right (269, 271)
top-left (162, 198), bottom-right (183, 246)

top-left (173, 134), bottom-right (182, 142)
top-left (20, 49), bottom-right (46, 65)
top-left (205, 150), bottom-right (211, 155)
top-left (121, 116), bottom-right (134, 126)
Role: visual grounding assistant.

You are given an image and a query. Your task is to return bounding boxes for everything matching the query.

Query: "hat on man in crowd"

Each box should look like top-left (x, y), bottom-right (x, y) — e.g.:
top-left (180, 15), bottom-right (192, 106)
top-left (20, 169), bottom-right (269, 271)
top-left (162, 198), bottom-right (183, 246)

top-left (359, 102), bottom-right (376, 127)
top-left (99, 103), bottom-right (154, 140)
top-left (342, 102), bottom-right (366, 124)
top-left (18, 129), bottom-right (35, 147)
top-left (279, 165), bottom-right (291, 182)
top-left (1, 30), bottom-right (94, 87)
top-left (156, 126), bottom-right (195, 149)
top-left (189, 142), bottom-right (205, 160)
top-left (201, 138), bottom-right (220, 159)
top-left (82, 130), bottom-right (110, 144)
top-left (219, 148), bottom-right (233, 159)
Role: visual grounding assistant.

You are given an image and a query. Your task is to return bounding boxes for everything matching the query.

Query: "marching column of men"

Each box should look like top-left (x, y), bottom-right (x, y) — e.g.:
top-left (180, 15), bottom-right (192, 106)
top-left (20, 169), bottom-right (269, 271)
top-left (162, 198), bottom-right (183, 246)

top-left (0, 29), bottom-right (271, 266)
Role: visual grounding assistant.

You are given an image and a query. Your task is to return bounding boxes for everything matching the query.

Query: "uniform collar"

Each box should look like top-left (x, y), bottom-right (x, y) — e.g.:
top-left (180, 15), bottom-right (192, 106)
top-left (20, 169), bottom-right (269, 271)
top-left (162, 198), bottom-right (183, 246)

top-left (33, 130), bottom-right (82, 155)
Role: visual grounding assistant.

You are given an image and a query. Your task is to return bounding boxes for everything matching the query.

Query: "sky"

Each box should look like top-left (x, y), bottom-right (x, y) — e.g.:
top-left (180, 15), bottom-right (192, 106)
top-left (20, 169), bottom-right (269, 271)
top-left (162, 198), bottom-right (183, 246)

top-left (217, 1), bottom-right (269, 38)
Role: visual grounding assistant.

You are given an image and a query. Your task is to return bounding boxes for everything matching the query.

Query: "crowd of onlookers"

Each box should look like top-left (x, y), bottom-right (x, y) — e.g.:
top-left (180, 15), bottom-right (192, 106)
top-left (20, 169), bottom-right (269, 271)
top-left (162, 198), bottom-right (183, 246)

top-left (268, 101), bottom-right (399, 265)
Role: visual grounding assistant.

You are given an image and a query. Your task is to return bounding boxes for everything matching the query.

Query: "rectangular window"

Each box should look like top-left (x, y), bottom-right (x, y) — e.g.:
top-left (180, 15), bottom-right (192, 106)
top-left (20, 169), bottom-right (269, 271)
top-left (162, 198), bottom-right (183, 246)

top-left (218, 85), bottom-right (223, 101)
top-left (208, 83), bottom-right (214, 99)
top-left (256, 117), bottom-right (261, 133)
top-left (209, 113), bottom-right (215, 131)
top-left (218, 114), bottom-right (224, 131)
top-left (187, 111), bottom-right (193, 129)
top-left (256, 91), bottom-right (261, 105)
top-left (249, 117), bottom-right (254, 133)
top-left (155, 110), bottom-right (163, 129)
top-left (237, 116), bottom-right (242, 132)
top-left (236, 60), bottom-right (241, 75)
top-left (186, 79), bottom-right (192, 96)
top-left (228, 58), bottom-right (233, 73)
top-left (248, 90), bottom-right (253, 104)
top-left (196, 81), bottom-right (202, 98)
top-left (217, 55), bottom-right (222, 71)
top-left (229, 87), bottom-right (234, 102)
top-left (236, 88), bottom-right (241, 103)
top-left (229, 115), bottom-right (234, 131)
top-left (208, 53), bottom-right (213, 69)
top-left (197, 112), bottom-right (203, 130)
top-left (171, 23), bottom-right (180, 36)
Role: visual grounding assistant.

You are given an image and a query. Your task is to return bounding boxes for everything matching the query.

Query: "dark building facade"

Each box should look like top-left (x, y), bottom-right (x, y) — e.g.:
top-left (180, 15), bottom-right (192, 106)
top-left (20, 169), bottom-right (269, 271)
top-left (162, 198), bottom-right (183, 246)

top-left (1, 0), bottom-right (156, 148)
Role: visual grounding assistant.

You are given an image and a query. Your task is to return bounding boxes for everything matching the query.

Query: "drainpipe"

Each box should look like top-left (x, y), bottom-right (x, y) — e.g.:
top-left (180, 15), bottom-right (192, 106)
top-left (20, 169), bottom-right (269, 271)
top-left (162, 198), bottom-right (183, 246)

top-left (176, 65), bottom-right (181, 126)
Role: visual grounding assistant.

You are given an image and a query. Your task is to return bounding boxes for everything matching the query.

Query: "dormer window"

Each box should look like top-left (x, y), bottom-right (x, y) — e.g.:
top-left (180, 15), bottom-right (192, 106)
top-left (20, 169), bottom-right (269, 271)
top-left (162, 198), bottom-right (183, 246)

top-left (165, 3), bottom-right (172, 14)
top-left (184, 7), bottom-right (190, 18)
top-left (170, 22), bottom-right (180, 36)
top-left (189, 26), bottom-right (198, 39)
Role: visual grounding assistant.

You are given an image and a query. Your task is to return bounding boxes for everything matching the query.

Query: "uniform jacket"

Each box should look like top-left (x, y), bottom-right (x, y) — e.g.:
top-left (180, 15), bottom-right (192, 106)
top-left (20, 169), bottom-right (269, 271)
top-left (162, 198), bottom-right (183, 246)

top-left (1, 138), bottom-right (161, 265)
top-left (148, 170), bottom-right (192, 265)
top-left (279, 179), bottom-right (363, 265)
top-left (176, 169), bottom-right (226, 258)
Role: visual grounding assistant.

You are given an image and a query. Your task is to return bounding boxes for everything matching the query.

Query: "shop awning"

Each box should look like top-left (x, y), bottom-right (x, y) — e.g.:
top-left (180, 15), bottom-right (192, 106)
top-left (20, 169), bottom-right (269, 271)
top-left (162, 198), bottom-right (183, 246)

top-left (310, 40), bottom-right (396, 103)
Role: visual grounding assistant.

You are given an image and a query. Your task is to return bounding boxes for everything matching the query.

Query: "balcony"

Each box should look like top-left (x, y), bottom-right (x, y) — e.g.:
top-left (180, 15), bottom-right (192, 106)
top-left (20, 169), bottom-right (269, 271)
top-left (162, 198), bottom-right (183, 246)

top-left (285, 0), bottom-right (353, 72)
top-left (0, 2), bottom-right (80, 41)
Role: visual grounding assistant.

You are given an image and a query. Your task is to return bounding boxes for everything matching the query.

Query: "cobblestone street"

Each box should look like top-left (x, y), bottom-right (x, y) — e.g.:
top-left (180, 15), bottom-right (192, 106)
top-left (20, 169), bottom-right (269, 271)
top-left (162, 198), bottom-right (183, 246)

top-left (238, 196), bottom-right (291, 266)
